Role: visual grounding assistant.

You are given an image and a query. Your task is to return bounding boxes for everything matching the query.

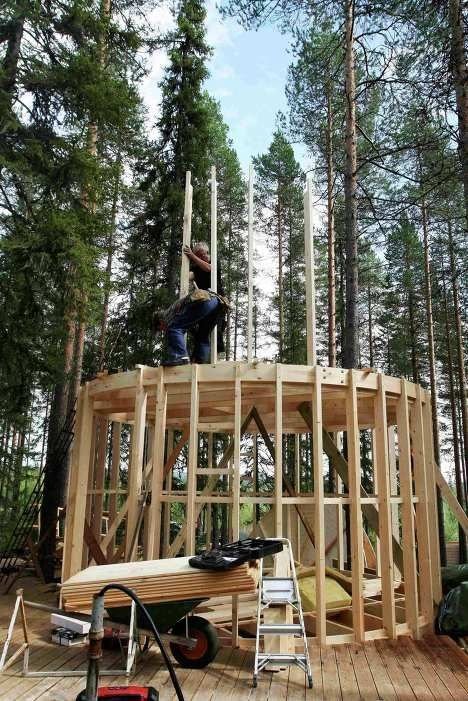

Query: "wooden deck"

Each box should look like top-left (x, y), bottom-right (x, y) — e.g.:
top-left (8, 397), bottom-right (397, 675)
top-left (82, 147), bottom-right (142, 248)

top-left (1, 584), bottom-right (467, 700)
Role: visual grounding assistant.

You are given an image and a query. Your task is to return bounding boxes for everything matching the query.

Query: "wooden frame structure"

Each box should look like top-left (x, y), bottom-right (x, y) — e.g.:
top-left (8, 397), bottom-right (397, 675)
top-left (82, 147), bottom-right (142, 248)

top-left (62, 362), bottom-right (443, 646)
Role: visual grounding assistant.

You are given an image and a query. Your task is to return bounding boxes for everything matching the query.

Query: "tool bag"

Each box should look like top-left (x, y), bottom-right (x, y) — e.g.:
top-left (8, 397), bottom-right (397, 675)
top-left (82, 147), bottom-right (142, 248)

top-left (437, 581), bottom-right (468, 636)
top-left (189, 538), bottom-right (283, 571)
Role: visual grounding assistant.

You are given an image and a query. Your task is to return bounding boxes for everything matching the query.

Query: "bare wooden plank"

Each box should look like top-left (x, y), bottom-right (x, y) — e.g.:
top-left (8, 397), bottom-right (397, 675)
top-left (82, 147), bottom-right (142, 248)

top-left (125, 368), bottom-right (148, 560)
top-left (62, 383), bottom-right (94, 580)
top-left (303, 175), bottom-right (317, 366)
top-left (275, 364), bottom-right (283, 537)
top-left (410, 387), bottom-right (434, 623)
top-left (362, 641), bottom-right (397, 700)
top-left (180, 171), bottom-right (192, 299)
top-left (107, 421), bottom-right (121, 560)
top-left (396, 380), bottom-right (420, 639)
top-left (147, 368), bottom-right (167, 558)
top-left (312, 366), bottom-right (326, 646)
top-left (422, 393), bottom-right (442, 603)
top-left (374, 374), bottom-right (396, 639)
top-left (334, 644), bottom-right (360, 700)
top-left (346, 369), bottom-right (364, 643)
top-left (186, 364), bottom-right (200, 556)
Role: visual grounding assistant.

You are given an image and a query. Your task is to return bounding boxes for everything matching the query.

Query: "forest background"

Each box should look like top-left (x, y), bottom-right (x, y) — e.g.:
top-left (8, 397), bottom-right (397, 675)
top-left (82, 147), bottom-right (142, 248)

top-left (0, 0), bottom-right (467, 574)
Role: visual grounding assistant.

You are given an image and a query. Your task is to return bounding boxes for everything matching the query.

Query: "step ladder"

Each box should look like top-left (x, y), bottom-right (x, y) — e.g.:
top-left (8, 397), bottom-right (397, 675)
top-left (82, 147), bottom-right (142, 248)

top-left (253, 537), bottom-right (312, 688)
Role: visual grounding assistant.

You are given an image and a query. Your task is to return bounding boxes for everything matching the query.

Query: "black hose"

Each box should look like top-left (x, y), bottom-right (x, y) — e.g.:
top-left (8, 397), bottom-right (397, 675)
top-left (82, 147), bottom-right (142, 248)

top-left (97, 583), bottom-right (185, 701)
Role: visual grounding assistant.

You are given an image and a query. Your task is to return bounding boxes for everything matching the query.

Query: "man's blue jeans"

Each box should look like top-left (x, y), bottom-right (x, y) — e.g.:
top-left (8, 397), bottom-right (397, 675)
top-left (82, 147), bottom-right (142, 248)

top-left (166, 297), bottom-right (220, 363)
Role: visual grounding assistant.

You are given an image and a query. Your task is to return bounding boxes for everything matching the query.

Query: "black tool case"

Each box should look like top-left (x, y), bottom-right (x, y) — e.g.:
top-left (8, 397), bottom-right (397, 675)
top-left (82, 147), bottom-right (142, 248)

top-left (189, 538), bottom-right (283, 571)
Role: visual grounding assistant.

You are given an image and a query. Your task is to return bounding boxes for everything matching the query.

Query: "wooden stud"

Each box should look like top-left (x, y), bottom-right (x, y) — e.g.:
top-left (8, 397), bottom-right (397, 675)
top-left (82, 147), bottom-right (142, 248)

top-left (92, 417), bottom-right (108, 541)
top-left (346, 370), bottom-right (365, 642)
top-left (62, 383), bottom-right (94, 580)
top-left (396, 379), bottom-right (419, 638)
top-left (125, 368), bottom-right (147, 560)
top-left (422, 391), bottom-right (442, 603)
top-left (304, 175), bottom-right (317, 366)
top-left (180, 171), bottom-right (193, 299)
top-left (232, 364), bottom-right (241, 540)
top-left (294, 434), bottom-right (301, 560)
top-left (210, 165), bottom-right (218, 363)
top-left (410, 386), bottom-right (434, 622)
top-left (163, 429), bottom-right (174, 556)
top-left (147, 368), bottom-right (167, 558)
top-left (275, 364), bottom-right (283, 538)
top-left (107, 421), bottom-right (121, 560)
top-left (186, 364), bottom-right (200, 555)
top-left (313, 366), bottom-right (326, 645)
top-left (374, 374), bottom-right (396, 639)
top-left (205, 434), bottom-right (214, 548)
top-left (247, 164), bottom-right (254, 362)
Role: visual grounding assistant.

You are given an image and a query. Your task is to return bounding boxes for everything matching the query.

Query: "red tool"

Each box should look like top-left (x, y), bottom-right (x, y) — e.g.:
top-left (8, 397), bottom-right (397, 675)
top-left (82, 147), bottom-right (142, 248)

top-left (77, 686), bottom-right (158, 700)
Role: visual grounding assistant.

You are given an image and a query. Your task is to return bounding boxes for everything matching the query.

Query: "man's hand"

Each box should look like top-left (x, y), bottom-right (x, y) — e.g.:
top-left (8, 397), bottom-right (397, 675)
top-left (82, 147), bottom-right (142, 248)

top-left (183, 244), bottom-right (193, 259)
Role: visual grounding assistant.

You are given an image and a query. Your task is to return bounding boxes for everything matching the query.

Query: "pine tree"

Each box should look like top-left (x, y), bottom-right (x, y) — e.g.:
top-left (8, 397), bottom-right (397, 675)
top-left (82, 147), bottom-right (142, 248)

top-left (253, 130), bottom-right (304, 362)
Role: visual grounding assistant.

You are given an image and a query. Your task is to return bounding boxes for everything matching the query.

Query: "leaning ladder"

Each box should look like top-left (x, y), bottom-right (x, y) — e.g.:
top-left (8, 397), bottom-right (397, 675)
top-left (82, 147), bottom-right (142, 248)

top-left (253, 537), bottom-right (312, 688)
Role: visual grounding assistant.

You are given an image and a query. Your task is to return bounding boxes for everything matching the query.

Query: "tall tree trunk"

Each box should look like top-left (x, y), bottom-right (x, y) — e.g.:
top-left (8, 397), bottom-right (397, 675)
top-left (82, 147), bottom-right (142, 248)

top-left (448, 0), bottom-right (468, 228)
top-left (338, 230), bottom-right (345, 364)
top-left (342, 0), bottom-right (359, 369)
top-left (367, 286), bottom-right (373, 367)
top-left (39, 0), bottom-right (112, 580)
top-left (98, 154), bottom-right (121, 370)
top-left (421, 189), bottom-right (446, 564)
top-left (442, 273), bottom-right (467, 562)
top-left (448, 221), bottom-right (468, 491)
top-left (0, 2), bottom-right (25, 127)
top-left (405, 239), bottom-right (420, 384)
top-left (326, 89), bottom-right (336, 367)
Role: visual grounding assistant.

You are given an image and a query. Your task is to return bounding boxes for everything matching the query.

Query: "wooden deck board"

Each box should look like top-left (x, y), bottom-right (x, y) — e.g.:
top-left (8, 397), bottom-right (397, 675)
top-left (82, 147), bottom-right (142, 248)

top-left (1, 588), bottom-right (467, 700)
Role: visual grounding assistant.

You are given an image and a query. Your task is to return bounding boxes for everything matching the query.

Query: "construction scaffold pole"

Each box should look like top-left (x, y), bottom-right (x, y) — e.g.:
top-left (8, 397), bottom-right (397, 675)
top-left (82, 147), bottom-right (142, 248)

top-left (304, 174), bottom-right (317, 366)
top-left (247, 163), bottom-right (254, 362)
top-left (210, 165), bottom-right (217, 363)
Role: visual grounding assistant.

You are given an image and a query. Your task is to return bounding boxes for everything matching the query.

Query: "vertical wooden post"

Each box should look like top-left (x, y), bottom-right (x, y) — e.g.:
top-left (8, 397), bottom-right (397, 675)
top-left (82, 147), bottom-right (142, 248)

top-left (313, 366), bottom-right (326, 644)
top-left (93, 417), bottom-right (108, 541)
top-left (180, 171), bottom-right (193, 299)
top-left (396, 380), bottom-right (419, 638)
top-left (304, 175), bottom-right (317, 366)
top-left (374, 374), bottom-right (396, 639)
top-left (346, 370), bottom-right (365, 642)
top-left (371, 428), bottom-right (381, 576)
top-left (232, 364), bottom-right (241, 541)
top-left (247, 164), bottom-right (254, 362)
top-left (206, 434), bottom-right (213, 548)
top-left (163, 429), bottom-right (174, 556)
top-left (422, 390), bottom-right (442, 603)
top-left (210, 165), bottom-right (218, 363)
top-left (275, 364), bottom-right (283, 537)
top-left (294, 434), bottom-right (301, 560)
top-left (186, 364), bottom-right (200, 555)
top-left (62, 383), bottom-right (94, 580)
top-left (125, 367), bottom-right (147, 561)
top-left (107, 421), bottom-right (121, 560)
top-left (147, 368), bottom-right (167, 559)
top-left (410, 386), bottom-right (435, 621)
top-left (232, 364), bottom-right (241, 647)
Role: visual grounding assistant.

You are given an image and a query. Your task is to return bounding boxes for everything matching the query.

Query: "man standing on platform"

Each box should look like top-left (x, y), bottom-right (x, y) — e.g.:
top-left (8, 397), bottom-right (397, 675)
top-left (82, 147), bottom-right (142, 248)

top-left (153, 289), bottom-right (221, 366)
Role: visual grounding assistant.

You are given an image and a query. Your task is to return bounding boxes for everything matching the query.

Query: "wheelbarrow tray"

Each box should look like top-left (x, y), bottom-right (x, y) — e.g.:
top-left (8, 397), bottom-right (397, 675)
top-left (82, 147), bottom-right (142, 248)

top-left (106, 598), bottom-right (207, 633)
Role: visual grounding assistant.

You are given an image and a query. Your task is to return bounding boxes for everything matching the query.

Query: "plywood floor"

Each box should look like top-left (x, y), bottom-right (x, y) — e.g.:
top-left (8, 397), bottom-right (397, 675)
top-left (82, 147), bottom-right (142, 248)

top-left (0, 583), bottom-right (467, 701)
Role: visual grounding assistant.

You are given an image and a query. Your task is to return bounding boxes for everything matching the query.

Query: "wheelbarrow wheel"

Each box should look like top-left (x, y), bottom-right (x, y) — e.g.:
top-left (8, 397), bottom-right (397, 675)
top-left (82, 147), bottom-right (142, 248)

top-left (170, 615), bottom-right (219, 668)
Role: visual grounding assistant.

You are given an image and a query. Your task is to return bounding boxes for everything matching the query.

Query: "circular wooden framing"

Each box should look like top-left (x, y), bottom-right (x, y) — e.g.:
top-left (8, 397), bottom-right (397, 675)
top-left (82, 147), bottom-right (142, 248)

top-left (62, 361), bottom-right (442, 645)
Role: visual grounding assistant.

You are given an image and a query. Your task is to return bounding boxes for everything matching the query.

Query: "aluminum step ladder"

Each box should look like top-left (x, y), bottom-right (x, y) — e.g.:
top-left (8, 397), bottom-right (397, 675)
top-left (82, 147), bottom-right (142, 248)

top-left (253, 537), bottom-right (312, 688)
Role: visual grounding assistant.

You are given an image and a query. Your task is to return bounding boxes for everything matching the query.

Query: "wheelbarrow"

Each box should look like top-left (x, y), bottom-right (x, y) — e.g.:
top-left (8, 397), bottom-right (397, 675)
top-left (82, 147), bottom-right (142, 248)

top-left (106, 597), bottom-right (219, 669)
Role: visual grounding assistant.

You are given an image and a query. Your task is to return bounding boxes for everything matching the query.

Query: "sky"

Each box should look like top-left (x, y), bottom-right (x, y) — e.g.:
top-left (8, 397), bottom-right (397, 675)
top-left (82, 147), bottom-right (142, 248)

top-left (142, 1), bottom-right (309, 170)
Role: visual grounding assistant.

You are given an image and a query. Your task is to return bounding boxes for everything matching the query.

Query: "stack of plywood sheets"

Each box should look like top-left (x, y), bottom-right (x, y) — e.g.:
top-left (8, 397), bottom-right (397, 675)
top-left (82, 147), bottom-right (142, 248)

top-left (61, 557), bottom-right (258, 611)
